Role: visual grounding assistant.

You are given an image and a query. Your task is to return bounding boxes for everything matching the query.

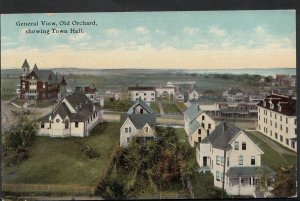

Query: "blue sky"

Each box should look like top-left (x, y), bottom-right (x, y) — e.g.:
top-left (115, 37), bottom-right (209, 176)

top-left (1, 10), bottom-right (296, 69)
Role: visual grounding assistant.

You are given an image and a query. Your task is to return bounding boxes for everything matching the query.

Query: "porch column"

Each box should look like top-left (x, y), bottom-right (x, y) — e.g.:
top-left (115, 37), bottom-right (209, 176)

top-left (251, 177), bottom-right (254, 186)
top-left (239, 177), bottom-right (241, 186)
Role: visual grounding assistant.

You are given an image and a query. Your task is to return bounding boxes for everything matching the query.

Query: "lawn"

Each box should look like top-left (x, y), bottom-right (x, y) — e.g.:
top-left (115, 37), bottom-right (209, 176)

top-left (161, 101), bottom-right (181, 115)
top-left (174, 128), bottom-right (188, 144)
top-left (175, 102), bottom-right (187, 112)
top-left (2, 122), bottom-right (120, 186)
top-left (1, 93), bottom-right (17, 101)
top-left (150, 102), bottom-right (160, 114)
top-left (34, 100), bottom-right (56, 108)
top-left (103, 97), bottom-right (131, 112)
top-left (245, 131), bottom-right (297, 170)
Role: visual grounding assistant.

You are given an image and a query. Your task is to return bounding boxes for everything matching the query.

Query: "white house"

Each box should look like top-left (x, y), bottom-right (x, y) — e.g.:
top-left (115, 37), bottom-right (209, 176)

top-left (224, 88), bottom-right (245, 102)
top-left (257, 94), bottom-right (297, 152)
top-left (120, 98), bottom-right (156, 147)
top-left (38, 92), bottom-right (103, 137)
top-left (175, 92), bottom-right (184, 102)
top-left (183, 103), bottom-right (216, 147)
top-left (188, 89), bottom-right (199, 101)
top-left (128, 86), bottom-right (156, 102)
top-left (196, 122), bottom-right (273, 196)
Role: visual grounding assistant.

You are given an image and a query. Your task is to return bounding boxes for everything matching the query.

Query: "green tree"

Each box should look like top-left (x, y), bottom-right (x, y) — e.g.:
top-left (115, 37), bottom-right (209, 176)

top-left (3, 116), bottom-right (38, 165)
top-left (257, 166), bottom-right (274, 193)
top-left (272, 165), bottom-right (296, 197)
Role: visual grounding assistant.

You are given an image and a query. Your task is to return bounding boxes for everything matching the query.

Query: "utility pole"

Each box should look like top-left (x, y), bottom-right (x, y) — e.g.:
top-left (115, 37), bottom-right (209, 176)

top-left (221, 147), bottom-right (227, 198)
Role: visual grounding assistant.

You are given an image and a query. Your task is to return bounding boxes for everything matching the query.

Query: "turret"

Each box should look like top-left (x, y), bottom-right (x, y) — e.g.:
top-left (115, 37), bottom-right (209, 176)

top-left (21, 59), bottom-right (30, 76)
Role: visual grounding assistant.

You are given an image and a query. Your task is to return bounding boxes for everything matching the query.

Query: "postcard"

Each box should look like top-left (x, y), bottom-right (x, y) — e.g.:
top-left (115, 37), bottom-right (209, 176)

top-left (1, 10), bottom-right (297, 200)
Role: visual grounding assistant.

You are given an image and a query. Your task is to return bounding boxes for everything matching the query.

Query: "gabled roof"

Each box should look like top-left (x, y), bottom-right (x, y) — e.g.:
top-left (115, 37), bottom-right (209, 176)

top-left (201, 121), bottom-right (241, 150)
top-left (183, 103), bottom-right (203, 122)
top-left (39, 92), bottom-right (102, 122)
top-left (188, 119), bottom-right (201, 135)
top-left (128, 86), bottom-right (155, 91)
top-left (121, 113), bottom-right (156, 130)
top-left (33, 63), bottom-right (38, 72)
top-left (228, 88), bottom-right (244, 95)
top-left (127, 98), bottom-right (155, 114)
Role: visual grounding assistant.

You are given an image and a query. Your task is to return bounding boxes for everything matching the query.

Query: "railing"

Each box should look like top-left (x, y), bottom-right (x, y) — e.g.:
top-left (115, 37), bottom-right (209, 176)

top-left (2, 183), bottom-right (94, 194)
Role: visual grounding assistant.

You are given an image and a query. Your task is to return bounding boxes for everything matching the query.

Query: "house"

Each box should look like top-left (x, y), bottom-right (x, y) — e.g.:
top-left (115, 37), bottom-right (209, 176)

top-left (257, 94), bottom-right (297, 152)
top-left (120, 98), bottom-right (156, 147)
top-left (128, 85), bottom-right (156, 102)
top-left (224, 88), bottom-right (245, 102)
top-left (38, 92), bottom-right (103, 137)
top-left (75, 85), bottom-right (97, 101)
top-left (175, 92), bottom-right (184, 102)
top-left (19, 59), bottom-right (65, 100)
top-left (188, 89), bottom-right (199, 101)
top-left (196, 121), bottom-right (273, 196)
top-left (183, 104), bottom-right (216, 147)
top-left (105, 90), bottom-right (120, 101)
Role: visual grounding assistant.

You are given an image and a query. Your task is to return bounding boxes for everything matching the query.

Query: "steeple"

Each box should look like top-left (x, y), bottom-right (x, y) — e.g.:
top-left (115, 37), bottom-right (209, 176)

top-left (21, 59), bottom-right (30, 76)
top-left (61, 75), bottom-right (67, 86)
top-left (33, 63), bottom-right (38, 72)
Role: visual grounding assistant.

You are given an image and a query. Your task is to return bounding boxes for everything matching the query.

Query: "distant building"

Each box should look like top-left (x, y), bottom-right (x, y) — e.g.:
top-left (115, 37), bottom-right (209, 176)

top-left (75, 85), bottom-right (97, 101)
top-left (224, 88), bottom-right (245, 102)
top-left (19, 59), bottom-right (65, 100)
top-left (38, 92), bottom-right (103, 137)
top-left (257, 94), bottom-right (297, 152)
top-left (196, 122), bottom-right (274, 196)
top-left (188, 89), bottom-right (199, 101)
top-left (183, 104), bottom-right (216, 147)
top-left (128, 85), bottom-right (156, 102)
top-left (175, 92), bottom-right (184, 102)
top-left (156, 82), bottom-right (176, 99)
top-left (120, 98), bottom-right (156, 147)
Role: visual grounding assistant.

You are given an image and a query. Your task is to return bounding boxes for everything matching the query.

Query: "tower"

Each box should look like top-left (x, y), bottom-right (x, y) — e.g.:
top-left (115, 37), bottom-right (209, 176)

top-left (21, 59), bottom-right (30, 77)
top-left (58, 75), bottom-right (67, 99)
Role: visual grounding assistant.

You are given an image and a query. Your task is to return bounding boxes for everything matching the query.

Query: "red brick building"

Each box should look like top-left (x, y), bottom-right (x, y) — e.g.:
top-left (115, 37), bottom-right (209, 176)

top-left (19, 59), bottom-right (66, 100)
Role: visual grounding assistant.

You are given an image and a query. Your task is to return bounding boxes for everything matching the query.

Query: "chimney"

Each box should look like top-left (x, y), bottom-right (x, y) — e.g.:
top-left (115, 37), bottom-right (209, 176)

top-left (133, 106), bottom-right (136, 114)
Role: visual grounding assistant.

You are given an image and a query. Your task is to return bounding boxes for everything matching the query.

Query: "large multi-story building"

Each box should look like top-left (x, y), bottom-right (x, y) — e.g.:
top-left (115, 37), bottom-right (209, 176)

top-left (128, 86), bottom-right (156, 102)
top-left (19, 59), bottom-right (65, 100)
top-left (257, 94), bottom-right (297, 152)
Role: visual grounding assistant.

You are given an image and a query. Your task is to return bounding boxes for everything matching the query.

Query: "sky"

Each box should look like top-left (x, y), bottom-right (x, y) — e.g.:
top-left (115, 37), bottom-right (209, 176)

top-left (0, 10), bottom-right (296, 69)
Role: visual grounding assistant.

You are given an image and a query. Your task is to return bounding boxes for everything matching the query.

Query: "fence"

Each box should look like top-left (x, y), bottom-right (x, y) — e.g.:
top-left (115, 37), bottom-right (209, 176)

top-left (2, 183), bottom-right (94, 194)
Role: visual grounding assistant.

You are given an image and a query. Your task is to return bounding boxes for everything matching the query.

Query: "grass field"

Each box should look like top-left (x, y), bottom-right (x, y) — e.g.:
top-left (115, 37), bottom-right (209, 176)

top-left (103, 97), bottom-right (131, 112)
top-left (1, 93), bottom-right (17, 101)
top-left (2, 122), bottom-right (120, 186)
top-left (175, 102), bottom-right (187, 112)
top-left (150, 102), bottom-right (160, 114)
top-left (161, 101), bottom-right (181, 115)
top-left (245, 131), bottom-right (296, 170)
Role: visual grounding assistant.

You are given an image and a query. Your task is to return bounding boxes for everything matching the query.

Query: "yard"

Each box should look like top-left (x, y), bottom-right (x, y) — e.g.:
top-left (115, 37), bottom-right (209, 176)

top-left (2, 122), bottom-right (120, 186)
top-left (103, 97), bottom-right (131, 112)
top-left (161, 100), bottom-right (181, 115)
top-left (150, 102), bottom-right (160, 114)
top-left (245, 131), bottom-right (297, 170)
top-left (175, 102), bottom-right (187, 112)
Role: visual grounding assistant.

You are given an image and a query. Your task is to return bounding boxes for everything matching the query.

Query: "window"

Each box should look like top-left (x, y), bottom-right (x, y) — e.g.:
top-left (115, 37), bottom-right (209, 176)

top-left (286, 118), bottom-right (288, 124)
top-left (127, 137), bottom-right (131, 143)
top-left (208, 124), bottom-right (211, 129)
top-left (292, 141), bottom-right (295, 149)
top-left (125, 128), bottom-right (128, 133)
top-left (140, 109), bottom-right (144, 114)
top-left (251, 156), bottom-right (255, 165)
top-left (41, 122), bottom-right (45, 128)
top-left (56, 119), bottom-right (60, 123)
top-left (202, 116), bottom-right (205, 120)
top-left (151, 93), bottom-right (154, 96)
top-left (151, 98), bottom-right (154, 101)
top-left (239, 156), bottom-right (243, 165)
top-left (280, 116), bottom-right (282, 121)
top-left (87, 119), bottom-right (89, 123)
top-left (144, 93), bottom-right (146, 96)
top-left (65, 121), bottom-right (69, 129)
top-left (242, 142), bottom-right (246, 150)
top-left (207, 130), bottom-right (210, 136)
top-left (75, 122), bottom-right (79, 128)
top-left (294, 119), bottom-right (297, 125)
top-left (198, 129), bottom-right (201, 134)
top-left (144, 98), bottom-right (147, 101)
top-left (234, 142), bottom-right (239, 150)
top-left (216, 156), bottom-right (220, 165)
top-left (275, 133), bottom-right (278, 139)
top-left (216, 171), bottom-right (220, 181)
top-left (198, 137), bottom-right (201, 142)
top-left (280, 135), bottom-right (283, 142)
top-left (270, 130), bottom-right (272, 136)
top-left (220, 157), bottom-right (224, 166)
top-left (145, 127), bottom-right (149, 133)
top-left (220, 172), bottom-right (224, 182)
top-left (275, 114), bottom-right (277, 119)
top-left (286, 138), bottom-right (289, 145)
top-left (280, 125), bottom-right (282, 131)
top-left (136, 93), bottom-right (138, 96)
top-left (286, 127), bottom-right (288, 133)
top-left (227, 157), bottom-right (229, 167)
top-left (270, 120), bottom-right (272, 126)
top-left (129, 127), bottom-right (132, 133)
top-left (275, 122), bottom-right (277, 128)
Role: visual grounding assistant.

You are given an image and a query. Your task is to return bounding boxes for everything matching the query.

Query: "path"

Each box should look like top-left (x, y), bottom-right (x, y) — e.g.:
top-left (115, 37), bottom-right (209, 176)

top-left (246, 130), bottom-right (296, 156)
top-left (1, 100), bottom-right (16, 132)
top-left (157, 100), bottom-right (165, 115)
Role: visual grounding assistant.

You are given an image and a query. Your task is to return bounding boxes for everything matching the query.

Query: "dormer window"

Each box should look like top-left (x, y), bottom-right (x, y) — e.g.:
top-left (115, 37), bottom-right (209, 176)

top-left (270, 103), bottom-right (274, 109)
top-left (145, 126), bottom-right (149, 133)
top-left (31, 76), bottom-right (34, 79)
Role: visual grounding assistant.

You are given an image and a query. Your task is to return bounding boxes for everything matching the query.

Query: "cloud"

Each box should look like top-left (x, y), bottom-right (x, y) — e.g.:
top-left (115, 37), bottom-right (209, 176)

top-left (104, 28), bottom-right (123, 37)
top-left (135, 26), bottom-right (149, 34)
top-left (155, 29), bottom-right (167, 35)
top-left (183, 27), bottom-right (200, 36)
top-left (69, 32), bottom-right (90, 41)
top-left (209, 26), bottom-right (226, 37)
top-left (255, 26), bottom-right (266, 34)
